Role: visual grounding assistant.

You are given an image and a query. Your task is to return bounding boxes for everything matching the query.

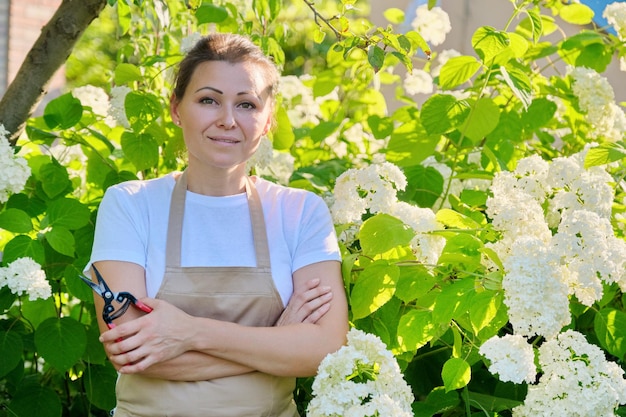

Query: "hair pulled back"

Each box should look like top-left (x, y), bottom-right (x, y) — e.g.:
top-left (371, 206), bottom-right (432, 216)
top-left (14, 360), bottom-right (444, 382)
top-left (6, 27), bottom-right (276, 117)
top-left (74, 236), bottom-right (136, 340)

top-left (172, 33), bottom-right (280, 102)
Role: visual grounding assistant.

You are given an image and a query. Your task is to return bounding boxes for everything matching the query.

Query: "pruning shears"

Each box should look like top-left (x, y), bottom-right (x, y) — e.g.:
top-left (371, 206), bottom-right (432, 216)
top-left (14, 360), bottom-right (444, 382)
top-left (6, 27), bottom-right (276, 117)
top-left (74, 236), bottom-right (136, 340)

top-left (80, 264), bottom-right (153, 331)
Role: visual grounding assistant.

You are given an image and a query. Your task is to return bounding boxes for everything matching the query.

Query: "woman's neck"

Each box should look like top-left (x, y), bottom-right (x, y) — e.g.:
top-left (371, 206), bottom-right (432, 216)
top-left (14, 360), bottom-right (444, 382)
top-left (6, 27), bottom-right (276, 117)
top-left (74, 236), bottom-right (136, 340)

top-left (184, 164), bottom-right (249, 196)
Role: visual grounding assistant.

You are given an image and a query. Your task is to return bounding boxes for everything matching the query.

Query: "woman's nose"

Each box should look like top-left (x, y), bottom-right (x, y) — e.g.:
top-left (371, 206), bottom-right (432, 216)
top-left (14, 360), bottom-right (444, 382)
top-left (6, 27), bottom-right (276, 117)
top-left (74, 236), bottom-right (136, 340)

top-left (217, 107), bottom-right (236, 129)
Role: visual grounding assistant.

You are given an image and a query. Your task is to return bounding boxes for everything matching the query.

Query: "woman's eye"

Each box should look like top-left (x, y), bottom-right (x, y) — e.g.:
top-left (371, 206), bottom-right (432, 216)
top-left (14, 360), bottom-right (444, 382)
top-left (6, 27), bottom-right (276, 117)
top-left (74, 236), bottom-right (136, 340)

top-left (199, 97), bottom-right (215, 104)
top-left (239, 102), bottom-right (256, 109)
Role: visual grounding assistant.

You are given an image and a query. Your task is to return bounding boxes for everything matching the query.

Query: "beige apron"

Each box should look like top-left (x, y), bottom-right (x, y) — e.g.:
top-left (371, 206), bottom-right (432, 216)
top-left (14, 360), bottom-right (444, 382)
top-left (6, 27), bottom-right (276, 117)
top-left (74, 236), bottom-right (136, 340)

top-left (113, 171), bottom-right (299, 417)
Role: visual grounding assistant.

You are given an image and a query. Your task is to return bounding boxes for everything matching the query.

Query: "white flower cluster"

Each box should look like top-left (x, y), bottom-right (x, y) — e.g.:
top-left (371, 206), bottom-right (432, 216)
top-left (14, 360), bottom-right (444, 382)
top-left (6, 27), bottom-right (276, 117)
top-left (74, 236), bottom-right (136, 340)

top-left (479, 334), bottom-right (536, 384)
top-left (485, 149), bottom-right (626, 338)
top-left (332, 161), bottom-right (446, 264)
top-left (307, 328), bottom-right (414, 417)
top-left (604, 2), bottom-right (626, 39)
top-left (246, 135), bottom-right (274, 173)
top-left (109, 86), bottom-right (132, 128)
top-left (568, 66), bottom-right (626, 142)
top-left (72, 85), bottom-right (110, 117)
top-left (0, 124), bottom-right (31, 204)
top-left (332, 161), bottom-right (407, 224)
top-left (512, 330), bottom-right (626, 417)
top-left (410, 5), bottom-right (451, 46)
top-left (0, 257), bottom-right (51, 301)
top-left (403, 68), bottom-right (433, 96)
top-left (279, 75), bottom-right (326, 128)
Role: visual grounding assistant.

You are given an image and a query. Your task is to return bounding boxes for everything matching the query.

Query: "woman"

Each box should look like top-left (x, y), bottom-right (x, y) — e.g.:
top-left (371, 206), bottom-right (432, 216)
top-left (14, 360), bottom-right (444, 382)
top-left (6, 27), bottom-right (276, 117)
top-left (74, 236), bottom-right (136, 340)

top-left (88, 33), bottom-right (348, 416)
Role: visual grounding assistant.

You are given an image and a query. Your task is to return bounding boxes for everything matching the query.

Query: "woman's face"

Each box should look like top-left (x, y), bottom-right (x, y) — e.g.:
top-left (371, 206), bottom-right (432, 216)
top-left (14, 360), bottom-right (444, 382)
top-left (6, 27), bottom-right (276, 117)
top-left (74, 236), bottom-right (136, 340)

top-left (171, 60), bottom-right (273, 172)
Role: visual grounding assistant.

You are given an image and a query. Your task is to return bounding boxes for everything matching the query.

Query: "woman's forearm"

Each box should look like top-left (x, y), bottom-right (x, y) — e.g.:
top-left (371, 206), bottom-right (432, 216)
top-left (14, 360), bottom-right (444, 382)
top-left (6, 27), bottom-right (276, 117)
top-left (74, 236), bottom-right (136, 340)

top-left (137, 350), bottom-right (253, 381)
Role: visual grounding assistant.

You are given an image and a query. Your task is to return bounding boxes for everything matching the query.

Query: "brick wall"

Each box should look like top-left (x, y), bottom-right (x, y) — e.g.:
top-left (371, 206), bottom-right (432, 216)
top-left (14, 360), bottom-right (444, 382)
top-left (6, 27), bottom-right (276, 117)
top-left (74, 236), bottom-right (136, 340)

top-left (2, 0), bottom-right (64, 99)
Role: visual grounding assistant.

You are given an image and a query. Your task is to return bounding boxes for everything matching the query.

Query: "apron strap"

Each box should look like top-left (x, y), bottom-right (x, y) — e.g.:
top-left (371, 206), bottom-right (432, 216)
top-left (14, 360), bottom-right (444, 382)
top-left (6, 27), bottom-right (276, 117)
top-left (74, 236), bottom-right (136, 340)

top-left (165, 171), bottom-right (271, 269)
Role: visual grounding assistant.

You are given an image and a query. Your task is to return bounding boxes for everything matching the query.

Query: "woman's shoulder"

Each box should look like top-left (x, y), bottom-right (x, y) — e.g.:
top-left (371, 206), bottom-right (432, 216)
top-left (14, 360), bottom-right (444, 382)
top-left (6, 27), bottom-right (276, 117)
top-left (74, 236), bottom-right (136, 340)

top-left (103, 172), bottom-right (178, 204)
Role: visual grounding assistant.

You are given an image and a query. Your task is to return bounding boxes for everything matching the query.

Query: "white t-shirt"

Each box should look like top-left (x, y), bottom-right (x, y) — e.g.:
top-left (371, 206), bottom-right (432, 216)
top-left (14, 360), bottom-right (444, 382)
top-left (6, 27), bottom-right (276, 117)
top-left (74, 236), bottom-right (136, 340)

top-left (88, 173), bottom-right (341, 306)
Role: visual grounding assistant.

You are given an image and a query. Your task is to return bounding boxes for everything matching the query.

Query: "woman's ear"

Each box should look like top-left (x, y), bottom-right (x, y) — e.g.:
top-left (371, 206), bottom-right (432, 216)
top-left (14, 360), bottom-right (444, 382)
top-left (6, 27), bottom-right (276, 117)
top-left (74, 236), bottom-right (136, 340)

top-left (170, 94), bottom-right (181, 125)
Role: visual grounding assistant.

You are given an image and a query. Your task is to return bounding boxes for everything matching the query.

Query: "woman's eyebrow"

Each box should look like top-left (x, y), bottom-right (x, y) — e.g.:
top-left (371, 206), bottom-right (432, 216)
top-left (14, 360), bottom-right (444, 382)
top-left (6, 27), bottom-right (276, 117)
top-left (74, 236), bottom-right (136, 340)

top-left (194, 86), bottom-right (261, 99)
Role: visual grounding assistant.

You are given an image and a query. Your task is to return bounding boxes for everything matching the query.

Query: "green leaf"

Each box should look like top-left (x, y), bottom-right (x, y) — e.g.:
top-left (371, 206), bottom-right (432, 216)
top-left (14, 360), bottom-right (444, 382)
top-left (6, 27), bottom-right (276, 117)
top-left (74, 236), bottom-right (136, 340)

top-left (35, 317), bottom-right (87, 372)
top-left (310, 121), bottom-right (340, 143)
top-left (22, 297), bottom-right (57, 329)
top-left (84, 364), bottom-right (118, 410)
top-left (420, 94), bottom-right (467, 136)
top-left (397, 309), bottom-right (436, 352)
top-left (395, 265), bottom-right (437, 303)
top-left (45, 226), bottom-right (75, 257)
top-left (584, 143), bottom-right (626, 168)
top-left (460, 97), bottom-right (500, 143)
top-left (387, 120), bottom-right (440, 166)
top-left (436, 208), bottom-right (481, 229)
top-left (438, 56), bottom-right (481, 90)
top-left (46, 198), bottom-right (91, 229)
top-left (360, 214), bottom-right (414, 256)
top-left (2, 235), bottom-right (46, 265)
top-left (39, 162), bottom-right (71, 199)
top-left (272, 106), bottom-right (294, 150)
top-left (499, 65), bottom-right (532, 109)
top-left (521, 97), bottom-right (557, 132)
top-left (43, 93), bottom-right (83, 130)
top-left (367, 45), bottom-right (385, 71)
top-left (114, 63), bottom-right (142, 85)
top-left (384, 7), bottom-right (405, 24)
top-left (559, 31), bottom-right (613, 73)
top-left (7, 384), bottom-right (62, 417)
top-left (432, 277), bottom-right (475, 325)
top-left (438, 233), bottom-right (483, 269)
top-left (350, 260), bottom-right (399, 320)
top-left (400, 165), bottom-right (444, 208)
top-left (560, 3), bottom-right (594, 25)
top-left (0, 330), bottom-right (23, 377)
top-left (594, 308), bottom-right (626, 360)
top-left (472, 26), bottom-right (510, 64)
top-left (121, 132), bottom-right (159, 171)
top-left (523, 8), bottom-right (543, 43)
top-left (469, 291), bottom-right (502, 335)
top-left (0, 208), bottom-right (33, 233)
top-left (442, 357), bottom-right (471, 392)
top-left (367, 115), bottom-right (394, 139)
top-left (195, 4), bottom-right (229, 24)
top-left (125, 91), bottom-right (162, 131)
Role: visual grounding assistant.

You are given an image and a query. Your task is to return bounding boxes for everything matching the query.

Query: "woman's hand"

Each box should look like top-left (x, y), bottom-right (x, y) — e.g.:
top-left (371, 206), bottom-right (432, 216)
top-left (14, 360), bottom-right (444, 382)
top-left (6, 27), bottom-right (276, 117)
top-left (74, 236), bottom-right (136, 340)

top-left (274, 278), bottom-right (333, 326)
top-left (100, 298), bottom-right (196, 373)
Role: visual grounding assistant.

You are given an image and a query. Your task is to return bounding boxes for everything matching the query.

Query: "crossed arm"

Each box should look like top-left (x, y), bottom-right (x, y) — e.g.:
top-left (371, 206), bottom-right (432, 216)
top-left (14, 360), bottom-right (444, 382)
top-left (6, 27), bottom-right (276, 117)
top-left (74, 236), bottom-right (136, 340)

top-left (92, 259), bottom-right (348, 380)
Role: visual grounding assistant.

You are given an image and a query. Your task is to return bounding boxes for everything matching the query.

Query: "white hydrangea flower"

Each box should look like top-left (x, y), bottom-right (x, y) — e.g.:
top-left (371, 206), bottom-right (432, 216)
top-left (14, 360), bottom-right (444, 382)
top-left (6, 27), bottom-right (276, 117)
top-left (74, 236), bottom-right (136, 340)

top-left (552, 210), bottom-right (626, 303)
top-left (255, 150), bottom-right (294, 185)
top-left (0, 124), bottom-right (31, 203)
top-left (403, 68), bottom-right (434, 96)
top-left (514, 330), bottom-right (626, 417)
top-left (246, 135), bottom-right (273, 173)
top-left (501, 236), bottom-right (570, 339)
top-left (48, 143), bottom-right (88, 198)
top-left (279, 75), bottom-right (326, 128)
top-left (72, 85), bottom-right (110, 117)
top-left (331, 162), bottom-right (407, 224)
top-left (180, 32), bottom-right (202, 53)
top-left (546, 150), bottom-right (614, 227)
top-left (307, 328), bottom-right (414, 417)
top-left (479, 334), bottom-right (536, 384)
top-left (108, 85), bottom-right (132, 128)
top-left (568, 66), bottom-right (624, 141)
top-left (410, 5), bottom-right (452, 46)
top-left (604, 2), bottom-right (626, 39)
top-left (0, 257), bottom-right (51, 301)
top-left (389, 201), bottom-right (445, 266)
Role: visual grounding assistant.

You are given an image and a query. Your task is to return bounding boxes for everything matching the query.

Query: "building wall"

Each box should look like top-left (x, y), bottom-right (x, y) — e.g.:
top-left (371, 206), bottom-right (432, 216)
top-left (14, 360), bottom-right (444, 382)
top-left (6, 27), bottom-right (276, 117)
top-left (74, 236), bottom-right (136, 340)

top-left (1, 0), bottom-right (63, 99)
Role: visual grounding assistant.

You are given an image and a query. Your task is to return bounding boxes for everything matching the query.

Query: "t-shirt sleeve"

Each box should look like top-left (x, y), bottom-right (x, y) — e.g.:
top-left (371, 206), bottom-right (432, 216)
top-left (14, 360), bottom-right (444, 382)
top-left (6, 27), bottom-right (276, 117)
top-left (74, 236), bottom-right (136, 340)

top-left (292, 193), bottom-right (341, 272)
top-left (87, 184), bottom-right (148, 272)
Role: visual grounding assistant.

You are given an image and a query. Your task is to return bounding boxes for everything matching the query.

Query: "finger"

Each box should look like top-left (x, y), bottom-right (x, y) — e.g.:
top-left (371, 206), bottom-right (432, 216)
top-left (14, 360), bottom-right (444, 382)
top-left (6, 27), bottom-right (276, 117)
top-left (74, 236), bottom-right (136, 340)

top-left (302, 302), bottom-right (331, 324)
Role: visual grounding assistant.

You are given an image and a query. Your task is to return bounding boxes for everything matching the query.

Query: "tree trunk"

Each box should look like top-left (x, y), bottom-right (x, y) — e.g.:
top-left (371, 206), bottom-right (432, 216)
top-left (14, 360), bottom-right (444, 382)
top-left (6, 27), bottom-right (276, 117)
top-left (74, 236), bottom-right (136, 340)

top-left (0, 0), bottom-right (108, 145)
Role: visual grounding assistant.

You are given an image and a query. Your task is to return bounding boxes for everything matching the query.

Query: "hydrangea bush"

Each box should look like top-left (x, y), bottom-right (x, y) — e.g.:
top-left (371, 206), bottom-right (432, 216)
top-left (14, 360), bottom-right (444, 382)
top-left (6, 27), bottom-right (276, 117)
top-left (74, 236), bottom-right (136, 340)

top-left (1, 0), bottom-right (626, 416)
